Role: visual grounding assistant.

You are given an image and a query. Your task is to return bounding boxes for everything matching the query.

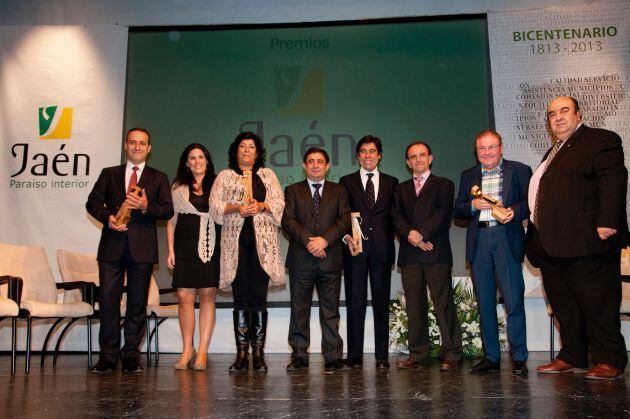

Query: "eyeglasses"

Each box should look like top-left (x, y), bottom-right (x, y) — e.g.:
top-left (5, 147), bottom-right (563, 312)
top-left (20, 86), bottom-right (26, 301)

top-left (476, 144), bottom-right (501, 151)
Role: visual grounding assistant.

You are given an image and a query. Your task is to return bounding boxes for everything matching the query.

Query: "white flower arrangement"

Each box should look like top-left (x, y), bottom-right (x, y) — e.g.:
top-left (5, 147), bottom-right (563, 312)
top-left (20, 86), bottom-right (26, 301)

top-left (389, 279), bottom-right (507, 358)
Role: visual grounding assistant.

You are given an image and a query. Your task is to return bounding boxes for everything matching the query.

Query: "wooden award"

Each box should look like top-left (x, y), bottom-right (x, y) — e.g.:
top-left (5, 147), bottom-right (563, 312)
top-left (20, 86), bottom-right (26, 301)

top-left (115, 186), bottom-right (142, 226)
top-left (470, 185), bottom-right (511, 223)
top-left (240, 170), bottom-right (254, 205)
top-left (350, 212), bottom-right (365, 253)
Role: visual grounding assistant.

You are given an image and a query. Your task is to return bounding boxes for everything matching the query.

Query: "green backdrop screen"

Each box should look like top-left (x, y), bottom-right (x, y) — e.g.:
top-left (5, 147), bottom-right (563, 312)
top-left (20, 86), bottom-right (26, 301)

top-left (124, 18), bottom-right (490, 302)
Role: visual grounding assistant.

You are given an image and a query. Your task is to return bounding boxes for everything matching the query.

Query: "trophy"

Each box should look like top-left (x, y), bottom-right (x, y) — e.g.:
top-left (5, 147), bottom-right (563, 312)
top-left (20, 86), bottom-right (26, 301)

top-left (350, 212), bottom-right (368, 253)
top-left (470, 185), bottom-right (511, 223)
top-left (115, 186), bottom-right (142, 225)
top-left (238, 170), bottom-right (254, 205)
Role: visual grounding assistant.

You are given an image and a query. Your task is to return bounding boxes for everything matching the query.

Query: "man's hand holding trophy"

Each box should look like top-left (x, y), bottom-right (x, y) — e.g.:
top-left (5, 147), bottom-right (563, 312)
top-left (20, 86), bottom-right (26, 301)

top-left (470, 185), bottom-right (513, 224)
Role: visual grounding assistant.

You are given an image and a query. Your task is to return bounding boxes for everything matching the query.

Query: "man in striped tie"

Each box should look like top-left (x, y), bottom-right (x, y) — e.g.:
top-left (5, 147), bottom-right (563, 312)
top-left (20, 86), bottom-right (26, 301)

top-left (282, 147), bottom-right (351, 371)
top-left (526, 96), bottom-right (628, 380)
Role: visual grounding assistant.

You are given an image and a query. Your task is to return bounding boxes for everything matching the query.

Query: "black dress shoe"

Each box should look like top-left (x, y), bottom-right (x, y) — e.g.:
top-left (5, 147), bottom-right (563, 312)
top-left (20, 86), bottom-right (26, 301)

top-left (286, 358), bottom-right (308, 371)
top-left (469, 358), bottom-right (500, 373)
top-left (376, 359), bottom-right (390, 369)
top-left (324, 359), bottom-right (348, 371)
top-left (344, 358), bottom-right (362, 368)
top-left (512, 360), bottom-right (528, 375)
top-left (122, 358), bottom-right (143, 373)
top-left (90, 358), bottom-right (115, 374)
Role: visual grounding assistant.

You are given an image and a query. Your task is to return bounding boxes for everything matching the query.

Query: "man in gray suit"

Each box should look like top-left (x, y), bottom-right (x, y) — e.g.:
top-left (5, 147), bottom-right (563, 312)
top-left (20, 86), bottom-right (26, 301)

top-left (282, 147), bottom-right (351, 371)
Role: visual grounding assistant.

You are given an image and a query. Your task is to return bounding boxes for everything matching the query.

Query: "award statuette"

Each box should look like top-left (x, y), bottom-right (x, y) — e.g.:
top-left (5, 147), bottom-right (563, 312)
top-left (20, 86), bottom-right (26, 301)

top-left (115, 186), bottom-right (142, 226)
top-left (350, 212), bottom-right (367, 253)
top-left (470, 185), bottom-right (511, 223)
top-left (239, 170), bottom-right (254, 205)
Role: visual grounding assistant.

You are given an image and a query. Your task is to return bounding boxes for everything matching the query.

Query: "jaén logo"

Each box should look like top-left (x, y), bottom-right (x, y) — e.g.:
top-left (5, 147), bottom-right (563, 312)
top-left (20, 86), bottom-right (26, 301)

top-left (274, 66), bottom-right (324, 115)
top-left (39, 106), bottom-right (73, 139)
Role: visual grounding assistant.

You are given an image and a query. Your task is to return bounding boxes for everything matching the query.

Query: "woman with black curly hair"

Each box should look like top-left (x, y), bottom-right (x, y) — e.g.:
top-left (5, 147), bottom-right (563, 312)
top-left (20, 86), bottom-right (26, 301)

top-left (209, 132), bottom-right (285, 372)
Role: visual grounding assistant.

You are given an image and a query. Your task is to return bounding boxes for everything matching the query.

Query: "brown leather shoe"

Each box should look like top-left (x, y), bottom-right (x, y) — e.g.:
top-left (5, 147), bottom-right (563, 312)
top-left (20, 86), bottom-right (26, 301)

top-left (396, 357), bottom-right (422, 369)
top-left (440, 359), bottom-right (458, 371)
top-left (585, 363), bottom-right (623, 380)
top-left (536, 358), bottom-right (583, 374)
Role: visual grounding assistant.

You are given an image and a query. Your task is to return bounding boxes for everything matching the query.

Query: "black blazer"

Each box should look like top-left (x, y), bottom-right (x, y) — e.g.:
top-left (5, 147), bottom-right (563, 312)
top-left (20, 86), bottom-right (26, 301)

top-left (528, 125), bottom-right (628, 258)
top-left (282, 180), bottom-right (351, 272)
top-left (86, 164), bottom-right (174, 263)
top-left (339, 170), bottom-right (398, 265)
top-left (392, 174), bottom-right (454, 266)
top-left (454, 159), bottom-right (532, 263)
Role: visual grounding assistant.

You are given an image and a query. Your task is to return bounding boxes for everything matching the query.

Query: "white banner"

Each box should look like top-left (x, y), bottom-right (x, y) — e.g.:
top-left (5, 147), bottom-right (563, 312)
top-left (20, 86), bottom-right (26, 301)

top-left (488, 3), bottom-right (630, 289)
top-left (0, 26), bottom-right (128, 278)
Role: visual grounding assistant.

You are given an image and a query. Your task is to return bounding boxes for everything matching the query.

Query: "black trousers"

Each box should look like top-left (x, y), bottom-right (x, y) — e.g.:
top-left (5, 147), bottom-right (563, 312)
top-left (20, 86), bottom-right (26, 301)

top-left (401, 262), bottom-right (462, 363)
top-left (528, 228), bottom-right (627, 370)
top-left (344, 252), bottom-right (392, 361)
top-left (98, 254), bottom-right (152, 362)
top-left (288, 266), bottom-right (343, 363)
top-left (232, 232), bottom-right (269, 311)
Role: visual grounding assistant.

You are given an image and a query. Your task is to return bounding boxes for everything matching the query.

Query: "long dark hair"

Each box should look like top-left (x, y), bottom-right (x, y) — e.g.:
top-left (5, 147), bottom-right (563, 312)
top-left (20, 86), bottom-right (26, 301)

top-left (228, 131), bottom-right (266, 173)
top-left (173, 143), bottom-right (216, 192)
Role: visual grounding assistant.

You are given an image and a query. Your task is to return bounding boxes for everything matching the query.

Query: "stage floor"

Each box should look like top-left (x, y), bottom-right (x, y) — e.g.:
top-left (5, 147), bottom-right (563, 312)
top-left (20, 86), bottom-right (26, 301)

top-left (1, 353), bottom-right (629, 417)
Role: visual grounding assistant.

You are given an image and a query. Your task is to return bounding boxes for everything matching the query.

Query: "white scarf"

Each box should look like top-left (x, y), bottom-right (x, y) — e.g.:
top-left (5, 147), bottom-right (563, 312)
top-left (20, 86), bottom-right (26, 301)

top-left (171, 184), bottom-right (215, 263)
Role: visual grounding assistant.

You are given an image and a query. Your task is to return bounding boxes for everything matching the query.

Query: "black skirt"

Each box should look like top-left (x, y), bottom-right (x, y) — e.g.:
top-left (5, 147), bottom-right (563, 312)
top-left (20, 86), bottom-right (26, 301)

top-left (172, 188), bottom-right (220, 289)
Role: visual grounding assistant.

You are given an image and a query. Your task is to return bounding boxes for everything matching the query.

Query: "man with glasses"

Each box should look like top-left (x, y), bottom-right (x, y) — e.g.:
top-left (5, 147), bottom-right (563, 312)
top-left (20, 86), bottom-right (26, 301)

top-left (454, 130), bottom-right (532, 374)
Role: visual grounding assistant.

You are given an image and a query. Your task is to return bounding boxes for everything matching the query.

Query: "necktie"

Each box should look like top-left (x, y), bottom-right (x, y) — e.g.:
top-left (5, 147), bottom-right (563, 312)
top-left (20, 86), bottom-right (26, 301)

top-left (533, 140), bottom-right (564, 227)
top-left (127, 166), bottom-right (139, 195)
top-left (414, 175), bottom-right (423, 197)
top-left (312, 183), bottom-right (322, 215)
top-left (366, 173), bottom-right (375, 210)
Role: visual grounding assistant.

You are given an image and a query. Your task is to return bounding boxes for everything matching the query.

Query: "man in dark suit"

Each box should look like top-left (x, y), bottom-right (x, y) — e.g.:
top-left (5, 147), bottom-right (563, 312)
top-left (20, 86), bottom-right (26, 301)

top-left (86, 128), bottom-right (174, 373)
top-left (526, 97), bottom-right (628, 380)
top-left (392, 141), bottom-right (462, 371)
top-left (340, 135), bottom-right (398, 369)
top-left (454, 130), bottom-right (532, 375)
top-left (282, 147), bottom-right (351, 371)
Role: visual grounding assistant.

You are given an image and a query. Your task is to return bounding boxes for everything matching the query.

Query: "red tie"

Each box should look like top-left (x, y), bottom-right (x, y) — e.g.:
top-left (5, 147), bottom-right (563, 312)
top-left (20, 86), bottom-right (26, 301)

top-left (127, 166), bottom-right (138, 194)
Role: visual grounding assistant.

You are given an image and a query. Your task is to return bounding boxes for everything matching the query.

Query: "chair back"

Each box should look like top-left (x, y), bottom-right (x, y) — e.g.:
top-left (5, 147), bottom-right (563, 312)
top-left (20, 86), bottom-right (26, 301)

top-left (56, 248), bottom-right (157, 307)
top-left (621, 247), bottom-right (630, 277)
top-left (147, 276), bottom-right (160, 307)
top-left (57, 249), bottom-right (101, 303)
top-left (0, 242), bottom-right (58, 304)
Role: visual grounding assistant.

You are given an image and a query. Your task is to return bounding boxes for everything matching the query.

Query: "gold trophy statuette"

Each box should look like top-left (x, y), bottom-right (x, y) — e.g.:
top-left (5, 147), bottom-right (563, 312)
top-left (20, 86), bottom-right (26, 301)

top-left (350, 212), bottom-right (368, 253)
top-left (470, 185), bottom-right (511, 223)
top-left (115, 186), bottom-right (142, 226)
top-left (239, 169), bottom-right (254, 205)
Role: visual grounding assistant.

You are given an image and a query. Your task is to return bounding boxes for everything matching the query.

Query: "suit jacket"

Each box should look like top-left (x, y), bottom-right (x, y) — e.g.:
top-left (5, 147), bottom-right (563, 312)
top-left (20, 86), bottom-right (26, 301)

top-left (392, 174), bottom-right (454, 266)
top-left (86, 164), bottom-right (174, 263)
top-left (282, 180), bottom-right (351, 272)
top-left (454, 159), bottom-right (532, 263)
top-left (339, 170), bottom-right (399, 265)
top-left (528, 124), bottom-right (628, 258)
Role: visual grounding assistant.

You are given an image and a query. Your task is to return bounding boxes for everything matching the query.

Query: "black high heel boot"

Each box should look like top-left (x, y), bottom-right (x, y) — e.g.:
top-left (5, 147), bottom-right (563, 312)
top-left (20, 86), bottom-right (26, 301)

top-left (229, 310), bottom-right (250, 372)
top-left (250, 311), bottom-right (268, 372)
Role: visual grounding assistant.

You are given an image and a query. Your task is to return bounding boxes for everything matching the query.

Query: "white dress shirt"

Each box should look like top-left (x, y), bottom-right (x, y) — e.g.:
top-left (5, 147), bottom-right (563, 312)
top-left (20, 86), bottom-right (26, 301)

top-left (359, 167), bottom-right (380, 199)
top-left (125, 161), bottom-right (146, 191)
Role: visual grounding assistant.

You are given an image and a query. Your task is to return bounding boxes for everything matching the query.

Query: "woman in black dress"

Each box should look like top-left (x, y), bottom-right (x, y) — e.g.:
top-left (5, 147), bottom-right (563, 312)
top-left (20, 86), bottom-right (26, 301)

top-left (167, 143), bottom-right (220, 370)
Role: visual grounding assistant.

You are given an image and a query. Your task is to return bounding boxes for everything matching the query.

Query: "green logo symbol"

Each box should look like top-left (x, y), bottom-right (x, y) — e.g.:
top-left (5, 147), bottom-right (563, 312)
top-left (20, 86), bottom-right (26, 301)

top-left (39, 105), bottom-right (73, 139)
top-left (274, 66), bottom-right (324, 115)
